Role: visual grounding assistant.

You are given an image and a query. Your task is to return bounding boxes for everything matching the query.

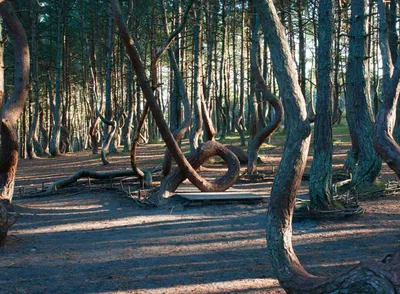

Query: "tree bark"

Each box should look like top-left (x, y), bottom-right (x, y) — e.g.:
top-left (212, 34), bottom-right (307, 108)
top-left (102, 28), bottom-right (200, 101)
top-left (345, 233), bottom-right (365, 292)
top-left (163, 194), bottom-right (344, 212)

top-left (374, 0), bottom-right (400, 178)
top-left (345, 0), bottom-right (381, 185)
top-left (0, 0), bottom-right (30, 245)
top-left (189, 1), bottom-right (204, 152)
top-left (309, 0), bottom-right (334, 209)
top-left (49, 3), bottom-right (63, 156)
top-left (256, 0), bottom-right (400, 292)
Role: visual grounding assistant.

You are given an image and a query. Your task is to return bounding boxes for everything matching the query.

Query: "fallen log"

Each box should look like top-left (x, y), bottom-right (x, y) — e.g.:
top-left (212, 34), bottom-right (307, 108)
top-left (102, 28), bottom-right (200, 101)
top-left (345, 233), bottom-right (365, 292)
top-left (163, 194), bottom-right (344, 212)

top-left (47, 169), bottom-right (136, 192)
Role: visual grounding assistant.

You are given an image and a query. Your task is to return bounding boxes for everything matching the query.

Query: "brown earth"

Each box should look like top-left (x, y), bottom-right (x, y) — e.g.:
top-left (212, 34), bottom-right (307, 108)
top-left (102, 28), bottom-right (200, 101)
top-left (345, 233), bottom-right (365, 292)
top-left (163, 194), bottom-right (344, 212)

top-left (1, 136), bottom-right (399, 293)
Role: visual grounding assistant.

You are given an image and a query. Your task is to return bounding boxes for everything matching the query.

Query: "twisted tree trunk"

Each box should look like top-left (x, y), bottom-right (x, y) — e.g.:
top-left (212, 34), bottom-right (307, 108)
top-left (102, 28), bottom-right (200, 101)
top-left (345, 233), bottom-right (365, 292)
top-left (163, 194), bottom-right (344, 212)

top-left (247, 9), bottom-right (283, 175)
top-left (374, 0), bottom-right (400, 178)
top-left (256, 0), bottom-right (400, 292)
top-left (0, 0), bottom-right (30, 245)
top-left (344, 0), bottom-right (381, 185)
top-left (111, 0), bottom-right (240, 197)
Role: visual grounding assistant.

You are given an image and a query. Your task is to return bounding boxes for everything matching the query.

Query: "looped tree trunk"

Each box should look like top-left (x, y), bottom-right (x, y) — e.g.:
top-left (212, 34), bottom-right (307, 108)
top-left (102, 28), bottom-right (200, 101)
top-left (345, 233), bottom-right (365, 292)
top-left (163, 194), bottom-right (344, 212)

top-left (112, 0), bottom-right (240, 197)
top-left (152, 140), bottom-right (240, 204)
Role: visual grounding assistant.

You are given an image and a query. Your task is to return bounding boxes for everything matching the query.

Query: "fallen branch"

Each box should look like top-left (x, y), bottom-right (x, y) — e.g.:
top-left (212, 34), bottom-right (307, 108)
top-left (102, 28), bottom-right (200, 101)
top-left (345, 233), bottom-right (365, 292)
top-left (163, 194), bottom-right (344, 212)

top-left (47, 169), bottom-right (137, 192)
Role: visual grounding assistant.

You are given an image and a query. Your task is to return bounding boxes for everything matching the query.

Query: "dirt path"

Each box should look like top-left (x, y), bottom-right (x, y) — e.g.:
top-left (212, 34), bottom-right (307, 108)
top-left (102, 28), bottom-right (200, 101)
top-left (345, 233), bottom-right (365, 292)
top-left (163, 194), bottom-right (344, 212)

top-left (1, 141), bottom-right (399, 293)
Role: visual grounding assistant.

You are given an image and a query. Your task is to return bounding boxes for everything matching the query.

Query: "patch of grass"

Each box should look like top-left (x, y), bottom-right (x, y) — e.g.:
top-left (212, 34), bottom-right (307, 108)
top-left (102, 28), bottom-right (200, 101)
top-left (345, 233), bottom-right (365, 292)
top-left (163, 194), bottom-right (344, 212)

top-left (333, 123), bottom-right (351, 137)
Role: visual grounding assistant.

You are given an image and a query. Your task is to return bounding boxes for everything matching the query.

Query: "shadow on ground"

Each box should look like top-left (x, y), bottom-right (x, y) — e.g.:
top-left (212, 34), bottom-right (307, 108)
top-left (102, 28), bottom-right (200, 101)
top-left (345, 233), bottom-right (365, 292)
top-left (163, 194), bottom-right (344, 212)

top-left (1, 191), bottom-right (399, 293)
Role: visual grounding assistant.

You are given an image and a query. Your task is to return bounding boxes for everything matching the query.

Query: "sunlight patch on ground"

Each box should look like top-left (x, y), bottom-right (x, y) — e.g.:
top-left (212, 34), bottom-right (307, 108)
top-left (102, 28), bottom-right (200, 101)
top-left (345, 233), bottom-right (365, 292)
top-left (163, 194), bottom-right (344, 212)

top-left (117, 278), bottom-right (282, 294)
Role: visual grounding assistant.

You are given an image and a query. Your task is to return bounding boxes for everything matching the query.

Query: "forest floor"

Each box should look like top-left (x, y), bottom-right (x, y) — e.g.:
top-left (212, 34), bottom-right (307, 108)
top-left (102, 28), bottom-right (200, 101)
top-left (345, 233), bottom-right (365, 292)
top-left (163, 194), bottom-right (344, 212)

top-left (2, 126), bottom-right (400, 293)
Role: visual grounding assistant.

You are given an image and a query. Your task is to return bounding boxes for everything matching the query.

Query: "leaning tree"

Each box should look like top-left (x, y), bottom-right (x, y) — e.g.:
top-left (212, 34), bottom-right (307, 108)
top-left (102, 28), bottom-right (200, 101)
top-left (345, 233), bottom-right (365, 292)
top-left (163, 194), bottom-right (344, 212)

top-left (111, 0), bottom-right (240, 205)
top-left (0, 0), bottom-right (30, 245)
top-left (255, 0), bottom-right (400, 292)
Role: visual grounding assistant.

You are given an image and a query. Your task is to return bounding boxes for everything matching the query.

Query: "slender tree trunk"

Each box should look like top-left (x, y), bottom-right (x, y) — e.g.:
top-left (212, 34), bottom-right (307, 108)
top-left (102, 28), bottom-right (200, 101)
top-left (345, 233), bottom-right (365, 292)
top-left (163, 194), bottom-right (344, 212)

top-left (49, 4), bottom-right (63, 156)
top-left (123, 63), bottom-right (134, 152)
top-left (309, 0), bottom-right (334, 209)
top-left (0, 22), bottom-right (4, 114)
top-left (247, 6), bottom-right (283, 174)
top-left (297, 0), bottom-right (306, 96)
top-left (235, 0), bottom-right (246, 146)
top-left (27, 1), bottom-right (43, 158)
top-left (189, 1), bottom-right (204, 152)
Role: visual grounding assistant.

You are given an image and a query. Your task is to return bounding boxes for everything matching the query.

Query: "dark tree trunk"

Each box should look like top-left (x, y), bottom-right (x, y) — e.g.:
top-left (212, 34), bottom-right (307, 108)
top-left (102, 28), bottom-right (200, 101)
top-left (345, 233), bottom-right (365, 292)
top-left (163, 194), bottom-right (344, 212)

top-left (309, 0), bottom-right (334, 209)
top-left (256, 0), bottom-right (400, 292)
top-left (0, 0), bottom-right (30, 245)
top-left (345, 0), bottom-right (381, 185)
top-left (374, 0), bottom-right (400, 178)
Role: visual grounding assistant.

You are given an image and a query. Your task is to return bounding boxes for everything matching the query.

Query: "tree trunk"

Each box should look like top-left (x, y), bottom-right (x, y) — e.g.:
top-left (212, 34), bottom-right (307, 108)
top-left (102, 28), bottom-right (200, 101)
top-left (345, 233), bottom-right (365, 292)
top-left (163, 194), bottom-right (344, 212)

top-left (309, 0), bottom-right (334, 209)
top-left (345, 0), bottom-right (381, 185)
top-left (49, 4), bottom-right (63, 156)
top-left (247, 8), bottom-right (283, 174)
top-left (256, 0), bottom-right (400, 292)
top-left (374, 0), bottom-right (400, 178)
top-left (189, 1), bottom-right (204, 152)
top-left (0, 0), bottom-right (30, 245)
top-left (235, 0), bottom-right (246, 147)
top-left (112, 0), bottom-right (240, 195)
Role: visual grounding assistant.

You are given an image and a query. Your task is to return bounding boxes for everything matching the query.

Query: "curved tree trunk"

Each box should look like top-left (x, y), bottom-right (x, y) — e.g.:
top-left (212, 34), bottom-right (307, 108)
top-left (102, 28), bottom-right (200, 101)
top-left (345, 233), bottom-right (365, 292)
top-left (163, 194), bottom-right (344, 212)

top-left (112, 0), bottom-right (240, 194)
top-left (154, 141), bottom-right (240, 204)
top-left (160, 0), bottom-right (193, 176)
top-left (374, 0), bottom-right (400, 178)
top-left (0, 0), bottom-right (30, 245)
top-left (309, 0), bottom-right (334, 209)
top-left (247, 9), bottom-right (283, 175)
top-left (256, 0), bottom-right (400, 292)
top-left (345, 0), bottom-right (381, 185)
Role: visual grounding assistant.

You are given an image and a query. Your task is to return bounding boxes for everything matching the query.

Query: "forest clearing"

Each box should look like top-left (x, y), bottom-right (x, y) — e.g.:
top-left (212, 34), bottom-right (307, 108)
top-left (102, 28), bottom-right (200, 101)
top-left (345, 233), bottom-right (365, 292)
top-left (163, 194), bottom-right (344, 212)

top-left (1, 129), bottom-right (398, 293)
top-left (1, 0), bottom-right (400, 292)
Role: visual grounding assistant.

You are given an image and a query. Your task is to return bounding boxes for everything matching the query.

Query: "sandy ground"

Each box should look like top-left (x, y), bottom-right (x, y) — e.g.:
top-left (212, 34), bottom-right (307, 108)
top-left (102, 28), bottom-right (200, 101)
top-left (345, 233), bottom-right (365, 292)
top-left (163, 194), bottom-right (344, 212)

top-left (1, 139), bottom-right (399, 293)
